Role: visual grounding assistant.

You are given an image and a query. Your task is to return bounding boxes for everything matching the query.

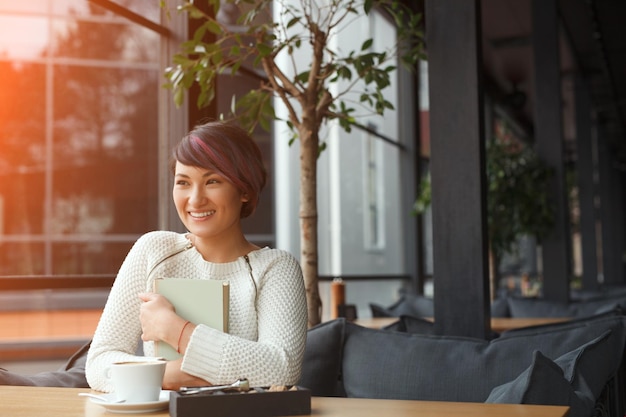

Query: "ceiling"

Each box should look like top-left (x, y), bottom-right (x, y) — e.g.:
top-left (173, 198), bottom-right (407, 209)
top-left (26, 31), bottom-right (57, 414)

top-left (480, 0), bottom-right (626, 167)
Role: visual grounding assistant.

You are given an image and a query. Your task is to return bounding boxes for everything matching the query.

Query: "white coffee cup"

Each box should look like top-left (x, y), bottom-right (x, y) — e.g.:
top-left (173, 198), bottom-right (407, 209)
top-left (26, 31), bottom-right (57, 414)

top-left (108, 359), bottom-right (166, 403)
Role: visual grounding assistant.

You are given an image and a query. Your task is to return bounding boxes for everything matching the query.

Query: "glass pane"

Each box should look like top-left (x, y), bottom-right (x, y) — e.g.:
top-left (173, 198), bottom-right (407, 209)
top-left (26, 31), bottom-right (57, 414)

top-left (0, 62), bottom-right (46, 237)
top-left (107, 0), bottom-right (161, 23)
top-left (52, 242), bottom-right (132, 275)
top-left (0, 243), bottom-right (45, 275)
top-left (0, 16), bottom-right (50, 59)
top-left (51, 0), bottom-right (114, 16)
top-left (0, 1), bottom-right (160, 277)
top-left (51, 64), bottom-right (159, 236)
top-left (0, 0), bottom-right (49, 13)
top-left (50, 17), bottom-right (159, 63)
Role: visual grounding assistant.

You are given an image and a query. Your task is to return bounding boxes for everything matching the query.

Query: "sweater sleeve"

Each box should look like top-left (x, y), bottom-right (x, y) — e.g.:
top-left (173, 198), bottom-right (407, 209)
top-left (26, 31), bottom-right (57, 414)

top-left (180, 252), bottom-right (308, 386)
top-left (85, 233), bottom-right (168, 392)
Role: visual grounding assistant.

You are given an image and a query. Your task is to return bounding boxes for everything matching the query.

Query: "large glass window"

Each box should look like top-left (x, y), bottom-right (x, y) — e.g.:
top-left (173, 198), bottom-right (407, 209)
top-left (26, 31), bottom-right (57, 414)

top-left (0, 0), bottom-right (161, 364)
top-left (0, 1), bottom-right (160, 276)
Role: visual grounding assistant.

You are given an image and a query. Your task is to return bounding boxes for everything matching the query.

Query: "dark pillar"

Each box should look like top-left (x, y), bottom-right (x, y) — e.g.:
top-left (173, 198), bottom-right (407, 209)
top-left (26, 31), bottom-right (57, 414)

top-left (426, 0), bottom-right (490, 338)
top-left (598, 133), bottom-right (626, 286)
top-left (532, 0), bottom-right (571, 302)
top-left (574, 74), bottom-right (599, 290)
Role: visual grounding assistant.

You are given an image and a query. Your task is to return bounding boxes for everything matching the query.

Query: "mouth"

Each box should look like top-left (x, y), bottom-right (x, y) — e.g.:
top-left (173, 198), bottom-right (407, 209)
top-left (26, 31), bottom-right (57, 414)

top-left (188, 210), bottom-right (216, 219)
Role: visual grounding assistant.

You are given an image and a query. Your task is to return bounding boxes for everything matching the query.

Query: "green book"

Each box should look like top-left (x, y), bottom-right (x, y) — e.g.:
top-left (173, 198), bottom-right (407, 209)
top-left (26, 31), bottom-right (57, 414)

top-left (153, 278), bottom-right (230, 360)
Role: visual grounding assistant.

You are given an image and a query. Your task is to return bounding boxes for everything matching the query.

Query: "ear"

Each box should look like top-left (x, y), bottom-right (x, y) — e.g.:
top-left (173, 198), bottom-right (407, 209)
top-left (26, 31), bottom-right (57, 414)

top-left (241, 192), bottom-right (250, 203)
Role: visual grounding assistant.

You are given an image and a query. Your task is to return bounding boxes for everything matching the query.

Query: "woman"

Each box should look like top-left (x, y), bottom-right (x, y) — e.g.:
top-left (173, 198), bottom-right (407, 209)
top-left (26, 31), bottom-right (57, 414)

top-left (85, 121), bottom-right (307, 392)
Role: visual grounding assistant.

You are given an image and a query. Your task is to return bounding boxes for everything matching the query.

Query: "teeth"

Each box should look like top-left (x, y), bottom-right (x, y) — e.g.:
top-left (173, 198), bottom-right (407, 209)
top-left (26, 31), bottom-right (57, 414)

top-left (189, 211), bottom-right (215, 218)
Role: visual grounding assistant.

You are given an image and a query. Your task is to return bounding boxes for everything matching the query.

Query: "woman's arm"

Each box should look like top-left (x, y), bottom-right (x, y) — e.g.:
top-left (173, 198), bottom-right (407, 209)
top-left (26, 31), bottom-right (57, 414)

top-left (85, 233), bottom-right (166, 392)
top-left (138, 292), bottom-right (209, 390)
top-left (180, 253), bottom-right (308, 387)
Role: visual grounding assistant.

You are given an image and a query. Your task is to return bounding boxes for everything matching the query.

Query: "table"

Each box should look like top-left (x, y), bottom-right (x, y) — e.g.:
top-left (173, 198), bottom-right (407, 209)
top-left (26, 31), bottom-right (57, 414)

top-left (0, 386), bottom-right (569, 417)
top-left (354, 317), bottom-right (569, 332)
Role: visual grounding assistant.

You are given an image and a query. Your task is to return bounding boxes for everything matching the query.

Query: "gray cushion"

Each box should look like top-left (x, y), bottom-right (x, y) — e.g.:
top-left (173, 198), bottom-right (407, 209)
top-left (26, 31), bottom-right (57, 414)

top-left (507, 297), bottom-right (625, 318)
top-left (382, 315), bottom-right (435, 334)
top-left (370, 294), bottom-right (434, 318)
top-left (486, 351), bottom-right (576, 407)
top-left (554, 330), bottom-right (616, 402)
top-left (0, 340), bottom-right (90, 387)
top-left (340, 314), bottom-right (626, 402)
top-left (490, 297), bottom-right (510, 318)
top-left (297, 319), bottom-right (346, 396)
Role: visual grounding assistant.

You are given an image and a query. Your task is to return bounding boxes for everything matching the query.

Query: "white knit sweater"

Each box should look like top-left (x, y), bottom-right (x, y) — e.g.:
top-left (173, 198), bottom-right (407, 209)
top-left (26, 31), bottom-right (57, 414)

top-left (85, 231), bottom-right (307, 392)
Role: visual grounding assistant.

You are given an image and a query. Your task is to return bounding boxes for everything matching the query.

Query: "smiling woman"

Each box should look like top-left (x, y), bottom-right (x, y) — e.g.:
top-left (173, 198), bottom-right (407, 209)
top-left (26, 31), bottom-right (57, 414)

top-left (85, 121), bottom-right (308, 394)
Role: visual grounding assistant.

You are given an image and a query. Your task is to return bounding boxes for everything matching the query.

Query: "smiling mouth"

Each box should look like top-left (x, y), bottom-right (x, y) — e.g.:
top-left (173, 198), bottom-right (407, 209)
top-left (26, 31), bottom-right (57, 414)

top-left (189, 210), bottom-right (216, 218)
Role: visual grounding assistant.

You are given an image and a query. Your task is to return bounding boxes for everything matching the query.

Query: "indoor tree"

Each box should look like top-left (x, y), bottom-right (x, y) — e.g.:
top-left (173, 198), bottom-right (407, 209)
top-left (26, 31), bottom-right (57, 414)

top-left (163, 0), bottom-right (423, 326)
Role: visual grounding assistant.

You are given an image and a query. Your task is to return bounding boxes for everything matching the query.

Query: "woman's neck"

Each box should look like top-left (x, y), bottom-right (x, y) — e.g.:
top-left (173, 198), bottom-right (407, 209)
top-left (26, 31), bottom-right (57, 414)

top-left (187, 233), bottom-right (259, 263)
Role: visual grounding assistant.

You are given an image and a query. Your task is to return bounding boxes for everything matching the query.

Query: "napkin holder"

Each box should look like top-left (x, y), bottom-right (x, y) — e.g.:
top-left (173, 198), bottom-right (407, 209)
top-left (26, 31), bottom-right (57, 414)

top-left (169, 387), bottom-right (311, 417)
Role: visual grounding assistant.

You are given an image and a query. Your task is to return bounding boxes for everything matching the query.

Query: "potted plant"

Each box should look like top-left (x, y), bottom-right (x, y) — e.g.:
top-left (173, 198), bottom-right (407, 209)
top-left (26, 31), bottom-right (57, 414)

top-left (415, 130), bottom-right (555, 297)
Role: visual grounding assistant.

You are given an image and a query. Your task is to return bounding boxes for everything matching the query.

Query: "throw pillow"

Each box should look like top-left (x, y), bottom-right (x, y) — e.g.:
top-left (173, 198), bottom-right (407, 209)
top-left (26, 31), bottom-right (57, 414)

top-left (486, 350), bottom-right (589, 417)
top-left (297, 318), bottom-right (346, 396)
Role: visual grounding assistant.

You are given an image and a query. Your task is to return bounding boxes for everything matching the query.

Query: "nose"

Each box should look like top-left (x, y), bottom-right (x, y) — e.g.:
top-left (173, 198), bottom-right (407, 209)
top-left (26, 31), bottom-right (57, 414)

top-left (189, 185), bottom-right (208, 206)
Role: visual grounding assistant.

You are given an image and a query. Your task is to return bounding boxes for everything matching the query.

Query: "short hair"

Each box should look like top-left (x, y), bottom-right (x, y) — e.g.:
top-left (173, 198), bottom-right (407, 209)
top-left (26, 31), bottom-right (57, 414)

top-left (171, 121), bottom-right (267, 218)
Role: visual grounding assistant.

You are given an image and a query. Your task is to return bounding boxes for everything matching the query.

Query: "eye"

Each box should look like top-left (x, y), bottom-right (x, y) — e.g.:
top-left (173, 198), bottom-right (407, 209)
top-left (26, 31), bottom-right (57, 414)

top-left (175, 179), bottom-right (189, 186)
top-left (206, 177), bottom-right (220, 185)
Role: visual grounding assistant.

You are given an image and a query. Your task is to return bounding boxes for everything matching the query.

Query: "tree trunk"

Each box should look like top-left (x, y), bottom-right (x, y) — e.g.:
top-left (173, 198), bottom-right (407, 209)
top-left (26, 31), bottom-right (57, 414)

top-left (298, 120), bottom-right (322, 327)
top-left (488, 249), bottom-right (500, 301)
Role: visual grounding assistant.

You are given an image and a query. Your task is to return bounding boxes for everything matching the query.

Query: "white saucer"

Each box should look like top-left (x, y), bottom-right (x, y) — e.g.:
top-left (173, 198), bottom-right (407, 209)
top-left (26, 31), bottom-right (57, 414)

top-left (88, 390), bottom-right (171, 414)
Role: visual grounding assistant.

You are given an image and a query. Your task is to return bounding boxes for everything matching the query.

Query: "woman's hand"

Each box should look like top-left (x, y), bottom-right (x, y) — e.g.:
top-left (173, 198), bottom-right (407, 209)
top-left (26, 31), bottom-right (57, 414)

top-left (163, 359), bottom-right (209, 391)
top-left (138, 292), bottom-right (180, 344)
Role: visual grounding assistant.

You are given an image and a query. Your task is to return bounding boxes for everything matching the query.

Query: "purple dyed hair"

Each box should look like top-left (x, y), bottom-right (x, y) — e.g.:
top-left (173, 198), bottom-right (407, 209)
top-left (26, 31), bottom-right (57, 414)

top-left (171, 121), bottom-right (267, 218)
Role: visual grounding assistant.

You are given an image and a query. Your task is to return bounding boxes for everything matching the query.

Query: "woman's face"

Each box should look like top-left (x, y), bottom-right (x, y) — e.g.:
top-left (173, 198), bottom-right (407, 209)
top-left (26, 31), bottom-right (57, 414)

top-left (173, 162), bottom-right (248, 241)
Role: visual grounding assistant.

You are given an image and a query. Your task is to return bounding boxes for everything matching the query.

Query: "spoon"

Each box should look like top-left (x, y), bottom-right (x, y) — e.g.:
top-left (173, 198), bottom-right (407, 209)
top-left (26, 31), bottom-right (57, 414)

top-left (78, 392), bottom-right (126, 403)
top-left (178, 378), bottom-right (250, 395)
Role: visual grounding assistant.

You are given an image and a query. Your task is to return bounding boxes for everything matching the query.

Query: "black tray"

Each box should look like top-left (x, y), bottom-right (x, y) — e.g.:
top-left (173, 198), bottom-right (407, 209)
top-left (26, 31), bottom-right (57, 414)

top-left (169, 386), bottom-right (311, 417)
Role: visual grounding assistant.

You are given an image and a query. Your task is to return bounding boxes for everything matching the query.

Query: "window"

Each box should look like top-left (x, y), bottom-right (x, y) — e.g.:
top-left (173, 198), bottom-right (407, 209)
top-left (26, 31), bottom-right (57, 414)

top-left (0, 0), bottom-right (162, 362)
top-left (363, 124), bottom-right (385, 250)
top-left (0, 1), bottom-right (161, 276)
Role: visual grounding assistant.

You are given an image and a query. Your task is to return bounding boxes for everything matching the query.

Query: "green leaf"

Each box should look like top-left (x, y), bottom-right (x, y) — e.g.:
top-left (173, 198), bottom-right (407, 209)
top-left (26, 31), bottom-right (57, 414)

top-left (230, 45), bottom-right (241, 56)
top-left (173, 87), bottom-right (184, 107)
top-left (257, 43), bottom-right (273, 57)
top-left (317, 141), bottom-right (327, 158)
top-left (296, 70), bottom-right (310, 83)
top-left (205, 19), bottom-right (222, 35)
top-left (286, 17), bottom-right (300, 28)
top-left (364, 0), bottom-right (374, 14)
top-left (361, 39), bottom-right (373, 51)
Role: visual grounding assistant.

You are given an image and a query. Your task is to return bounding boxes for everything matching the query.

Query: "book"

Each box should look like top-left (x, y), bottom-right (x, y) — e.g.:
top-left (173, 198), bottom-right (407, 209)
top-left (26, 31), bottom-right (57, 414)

top-left (154, 278), bottom-right (230, 360)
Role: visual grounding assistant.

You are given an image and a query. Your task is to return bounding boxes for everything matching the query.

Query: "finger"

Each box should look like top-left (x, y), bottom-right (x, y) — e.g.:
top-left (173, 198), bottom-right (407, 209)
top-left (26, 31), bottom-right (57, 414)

top-left (138, 292), bottom-right (154, 302)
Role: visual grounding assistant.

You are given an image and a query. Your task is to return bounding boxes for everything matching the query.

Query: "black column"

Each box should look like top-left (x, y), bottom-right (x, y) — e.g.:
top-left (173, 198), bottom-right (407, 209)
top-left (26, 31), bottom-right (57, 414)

top-left (532, 0), bottom-right (571, 302)
top-left (598, 133), bottom-right (626, 286)
top-left (574, 74), bottom-right (599, 290)
top-left (426, 0), bottom-right (490, 338)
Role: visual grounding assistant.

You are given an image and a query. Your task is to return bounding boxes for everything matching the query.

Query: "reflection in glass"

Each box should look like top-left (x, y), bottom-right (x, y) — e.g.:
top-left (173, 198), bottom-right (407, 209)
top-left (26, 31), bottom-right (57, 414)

top-left (53, 242), bottom-right (133, 275)
top-left (0, 1), bottom-right (160, 276)
top-left (0, 16), bottom-right (49, 60)
top-left (50, 18), bottom-right (159, 63)
top-left (0, 242), bottom-right (45, 275)
top-left (0, 1), bottom-right (49, 14)
top-left (104, 0), bottom-right (161, 23)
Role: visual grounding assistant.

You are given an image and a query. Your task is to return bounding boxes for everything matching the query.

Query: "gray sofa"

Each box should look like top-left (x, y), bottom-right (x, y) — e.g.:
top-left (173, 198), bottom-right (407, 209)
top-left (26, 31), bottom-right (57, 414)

top-left (298, 313), bottom-right (626, 417)
top-left (371, 292), bottom-right (626, 319)
top-left (492, 296), bottom-right (626, 318)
